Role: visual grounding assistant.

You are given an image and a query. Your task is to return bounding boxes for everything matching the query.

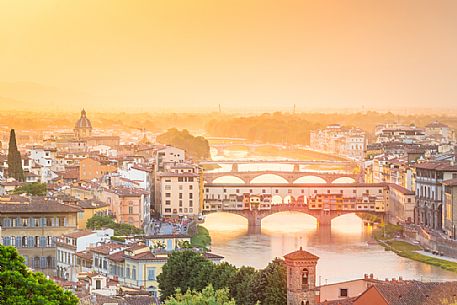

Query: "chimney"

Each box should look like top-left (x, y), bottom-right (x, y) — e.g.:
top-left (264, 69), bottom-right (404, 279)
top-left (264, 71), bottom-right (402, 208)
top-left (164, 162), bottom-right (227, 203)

top-left (399, 276), bottom-right (403, 281)
top-left (364, 274), bottom-right (368, 280)
top-left (370, 273), bottom-right (374, 279)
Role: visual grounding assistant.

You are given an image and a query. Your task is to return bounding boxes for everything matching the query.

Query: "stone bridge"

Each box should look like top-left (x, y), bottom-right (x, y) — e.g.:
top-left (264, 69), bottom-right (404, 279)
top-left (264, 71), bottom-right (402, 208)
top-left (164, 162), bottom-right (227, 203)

top-left (203, 204), bottom-right (383, 232)
top-left (203, 170), bottom-right (362, 184)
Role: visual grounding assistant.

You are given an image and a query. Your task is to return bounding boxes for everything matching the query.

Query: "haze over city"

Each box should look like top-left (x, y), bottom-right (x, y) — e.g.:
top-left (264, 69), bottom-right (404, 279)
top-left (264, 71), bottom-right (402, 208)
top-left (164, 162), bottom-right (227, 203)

top-left (1, 0), bottom-right (457, 112)
top-left (3, 2), bottom-right (457, 305)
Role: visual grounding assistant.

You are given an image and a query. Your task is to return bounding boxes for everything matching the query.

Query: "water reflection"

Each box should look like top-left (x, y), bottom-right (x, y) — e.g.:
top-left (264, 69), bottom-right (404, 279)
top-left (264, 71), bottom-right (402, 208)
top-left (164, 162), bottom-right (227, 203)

top-left (204, 212), bottom-right (457, 283)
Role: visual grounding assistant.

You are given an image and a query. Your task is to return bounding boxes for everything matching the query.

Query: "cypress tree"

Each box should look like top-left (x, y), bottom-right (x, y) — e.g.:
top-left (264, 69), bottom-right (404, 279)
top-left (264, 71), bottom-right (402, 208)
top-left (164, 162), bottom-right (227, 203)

top-left (7, 129), bottom-right (24, 182)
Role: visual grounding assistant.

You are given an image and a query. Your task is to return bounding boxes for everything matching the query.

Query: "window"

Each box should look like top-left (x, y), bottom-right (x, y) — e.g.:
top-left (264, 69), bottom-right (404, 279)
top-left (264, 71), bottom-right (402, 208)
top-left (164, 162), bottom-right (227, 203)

top-left (129, 206), bottom-right (134, 214)
top-left (165, 193), bottom-right (171, 198)
top-left (189, 185), bottom-right (193, 190)
top-left (179, 193), bottom-right (183, 199)
top-left (132, 266), bottom-right (137, 280)
top-left (147, 268), bottom-right (156, 280)
top-left (302, 269), bottom-right (309, 289)
top-left (95, 279), bottom-right (101, 290)
top-left (340, 288), bottom-right (348, 297)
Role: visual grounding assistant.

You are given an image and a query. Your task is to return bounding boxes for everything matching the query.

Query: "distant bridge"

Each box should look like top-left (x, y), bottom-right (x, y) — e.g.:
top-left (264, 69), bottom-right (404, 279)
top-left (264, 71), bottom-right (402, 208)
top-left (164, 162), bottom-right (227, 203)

top-left (203, 170), bottom-right (362, 184)
top-left (200, 160), bottom-right (354, 166)
top-left (203, 204), bottom-right (383, 231)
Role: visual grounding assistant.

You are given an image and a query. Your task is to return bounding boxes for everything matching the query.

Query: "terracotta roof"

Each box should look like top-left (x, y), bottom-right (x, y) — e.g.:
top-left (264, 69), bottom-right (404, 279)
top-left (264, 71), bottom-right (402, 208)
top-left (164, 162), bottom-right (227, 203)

top-left (91, 243), bottom-right (124, 255)
top-left (444, 178), bottom-right (457, 187)
top-left (63, 230), bottom-right (94, 238)
top-left (284, 247), bottom-right (319, 261)
top-left (0, 198), bottom-right (82, 214)
top-left (128, 251), bottom-right (157, 260)
top-left (107, 251), bottom-right (125, 263)
top-left (203, 252), bottom-right (224, 260)
top-left (415, 161), bottom-right (457, 171)
top-left (76, 251), bottom-right (93, 261)
top-left (388, 183), bottom-right (415, 195)
top-left (370, 281), bottom-right (457, 305)
top-left (77, 199), bottom-right (109, 209)
top-left (158, 172), bottom-right (198, 178)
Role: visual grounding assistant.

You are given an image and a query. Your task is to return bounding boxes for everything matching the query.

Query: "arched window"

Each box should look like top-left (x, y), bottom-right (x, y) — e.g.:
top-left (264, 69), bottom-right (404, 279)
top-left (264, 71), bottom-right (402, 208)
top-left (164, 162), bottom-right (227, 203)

top-left (302, 268), bottom-right (309, 289)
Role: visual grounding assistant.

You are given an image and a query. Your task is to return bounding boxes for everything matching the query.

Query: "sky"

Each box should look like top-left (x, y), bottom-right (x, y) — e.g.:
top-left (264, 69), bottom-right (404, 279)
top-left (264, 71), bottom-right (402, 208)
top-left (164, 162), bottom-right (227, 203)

top-left (1, 0), bottom-right (457, 112)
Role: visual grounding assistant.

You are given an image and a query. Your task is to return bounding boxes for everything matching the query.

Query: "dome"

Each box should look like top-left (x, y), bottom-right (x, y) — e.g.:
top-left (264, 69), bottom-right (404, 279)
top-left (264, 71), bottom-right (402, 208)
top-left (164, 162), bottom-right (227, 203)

top-left (75, 109), bottom-right (92, 129)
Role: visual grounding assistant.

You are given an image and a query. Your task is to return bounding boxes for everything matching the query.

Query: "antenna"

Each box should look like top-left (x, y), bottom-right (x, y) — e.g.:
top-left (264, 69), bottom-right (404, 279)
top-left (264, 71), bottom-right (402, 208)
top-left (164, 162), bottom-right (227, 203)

top-left (218, 104), bottom-right (221, 113)
top-left (293, 104), bottom-right (296, 114)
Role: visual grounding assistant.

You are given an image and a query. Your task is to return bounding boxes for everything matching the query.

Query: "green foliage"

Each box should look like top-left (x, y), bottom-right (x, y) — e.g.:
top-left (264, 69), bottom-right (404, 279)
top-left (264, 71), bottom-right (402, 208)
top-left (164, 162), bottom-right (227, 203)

top-left (250, 258), bottom-right (287, 305)
top-left (0, 245), bottom-right (79, 305)
top-left (157, 128), bottom-right (210, 160)
top-left (7, 129), bottom-right (24, 182)
top-left (11, 183), bottom-right (47, 196)
top-left (86, 215), bottom-right (143, 236)
top-left (191, 225), bottom-right (212, 250)
top-left (227, 266), bottom-right (258, 305)
top-left (164, 284), bottom-right (236, 305)
top-left (158, 251), bottom-right (286, 305)
top-left (158, 251), bottom-right (215, 300)
top-left (381, 240), bottom-right (457, 273)
top-left (373, 223), bottom-right (403, 241)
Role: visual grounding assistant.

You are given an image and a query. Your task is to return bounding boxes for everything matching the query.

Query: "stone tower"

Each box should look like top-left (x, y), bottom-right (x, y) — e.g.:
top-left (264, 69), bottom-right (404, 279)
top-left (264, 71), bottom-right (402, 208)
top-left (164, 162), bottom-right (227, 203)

top-left (284, 247), bottom-right (319, 305)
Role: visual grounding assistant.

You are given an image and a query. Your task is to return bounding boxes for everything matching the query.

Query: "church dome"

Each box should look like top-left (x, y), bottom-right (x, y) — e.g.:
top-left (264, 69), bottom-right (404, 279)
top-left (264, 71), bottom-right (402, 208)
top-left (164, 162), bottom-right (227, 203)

top-left (75, 109), bottom-right (92, 129)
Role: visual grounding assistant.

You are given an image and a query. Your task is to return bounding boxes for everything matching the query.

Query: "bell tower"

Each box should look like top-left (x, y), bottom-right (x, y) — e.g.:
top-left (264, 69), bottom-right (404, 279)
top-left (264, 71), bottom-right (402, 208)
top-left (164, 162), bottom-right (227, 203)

top-left (284, 247), bottom-right (319, 305)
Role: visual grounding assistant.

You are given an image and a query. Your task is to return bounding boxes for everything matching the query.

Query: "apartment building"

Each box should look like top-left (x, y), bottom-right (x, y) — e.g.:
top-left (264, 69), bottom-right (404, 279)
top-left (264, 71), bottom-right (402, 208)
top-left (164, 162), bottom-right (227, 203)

top-left (0, 196), bottom-right (81, 275)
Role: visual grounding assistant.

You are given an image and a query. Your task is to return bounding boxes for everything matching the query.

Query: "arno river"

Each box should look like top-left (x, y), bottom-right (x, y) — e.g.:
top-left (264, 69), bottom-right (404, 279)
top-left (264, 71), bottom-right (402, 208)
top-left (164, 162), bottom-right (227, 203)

top-left (203, 147), bottom-right (457, 284)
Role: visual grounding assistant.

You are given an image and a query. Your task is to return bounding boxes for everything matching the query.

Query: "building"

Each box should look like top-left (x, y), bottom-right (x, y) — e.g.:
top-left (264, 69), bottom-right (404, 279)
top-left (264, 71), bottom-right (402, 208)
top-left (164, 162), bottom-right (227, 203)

top-left (0, 196), bottom-right (81, 275)
top-left (98, 187), bottom-right (149, 228)
top-left (285, 247), bottom-right (319, 305)
top-left (425, 121), bottom-right (454, 144)
top-left (56, 228), bottom-right (114, 281)
top-left (155, 146), bottom-right (185, 172)
top-left (352, 281), bottom-right (457, 305)
top-left (375, 123), bottom-right (425, 144)
top-left (443, 178), bottom-right (457, 239)
top-left (80, 157), bottom-right (117, 181)
top-left (74, 199), bottom-right (110, 229)
top-left (415, 161), bottom-right (457, 230)
top-left (310, 125), bottom-right (366, 160)
top-left (158, 171), bottom-right (200, 217)
top-left (388, 183), bottom-right (415, 224)
top-left (74, 109), bottom-right (93, 140)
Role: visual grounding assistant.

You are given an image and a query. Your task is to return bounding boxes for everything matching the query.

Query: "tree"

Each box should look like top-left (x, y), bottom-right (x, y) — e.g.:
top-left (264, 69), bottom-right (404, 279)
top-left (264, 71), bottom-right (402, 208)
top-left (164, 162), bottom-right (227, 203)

top-left (250, 258), bottom-right (287, 305)
top-left (11, 182), bottom-right (47, 196)
top-left (157, 251), bottom-right (214, 299)
top-left (228, 266), bottom-right (258, 305)
top-left (7, 129), bottom-right (24, 182)
top-left (156, 128), bottom-right (210, 160)
top-left (0, 245), bottom-right (79, 305)
top-left (209, 262), bottom-right (237, 290)
top-left (86, 215), bottom-right (143, 236)
top-left (164, 284), bottom-right (236, 305)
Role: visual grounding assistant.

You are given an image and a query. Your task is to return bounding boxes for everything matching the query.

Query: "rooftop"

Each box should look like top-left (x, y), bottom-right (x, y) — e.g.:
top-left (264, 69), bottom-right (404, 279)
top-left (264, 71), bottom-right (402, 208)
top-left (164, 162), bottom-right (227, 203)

top-left (284, 247), bottom-right (319, 261)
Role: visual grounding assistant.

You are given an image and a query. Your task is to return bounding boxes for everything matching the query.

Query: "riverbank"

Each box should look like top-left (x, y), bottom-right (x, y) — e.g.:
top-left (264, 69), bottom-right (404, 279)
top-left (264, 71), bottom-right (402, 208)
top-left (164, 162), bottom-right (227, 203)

top-left (374, 224), bottom-right (457, 273)
top-left (191, 225), bottom-right (212, 250)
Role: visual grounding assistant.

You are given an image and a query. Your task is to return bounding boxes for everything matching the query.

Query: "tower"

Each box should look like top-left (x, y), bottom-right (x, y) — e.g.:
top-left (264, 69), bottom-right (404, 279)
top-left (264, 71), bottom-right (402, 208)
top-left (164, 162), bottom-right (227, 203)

top-left (284, 247), bottom-right (319, 305)
top-left (74, 109), bottom-right (92, 139)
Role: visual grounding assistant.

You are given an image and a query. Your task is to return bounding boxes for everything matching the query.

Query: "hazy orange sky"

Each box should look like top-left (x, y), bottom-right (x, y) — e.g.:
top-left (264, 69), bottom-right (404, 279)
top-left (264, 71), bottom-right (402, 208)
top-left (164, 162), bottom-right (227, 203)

top-left (1, 0), bottom-right (457, 112)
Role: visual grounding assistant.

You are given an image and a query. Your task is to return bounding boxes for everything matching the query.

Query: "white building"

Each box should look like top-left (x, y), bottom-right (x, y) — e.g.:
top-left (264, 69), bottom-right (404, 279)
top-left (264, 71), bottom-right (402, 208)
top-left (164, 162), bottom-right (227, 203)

top-left (56, 229), bottom-right (114, 282)
top-left (155, 146), bottom-right (185, 172)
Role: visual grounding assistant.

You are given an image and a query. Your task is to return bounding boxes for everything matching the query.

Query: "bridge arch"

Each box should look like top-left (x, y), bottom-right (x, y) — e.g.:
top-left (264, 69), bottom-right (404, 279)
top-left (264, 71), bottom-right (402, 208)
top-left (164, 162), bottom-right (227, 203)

top-left (332, 177), bottom-right (356, 184)
top-left (250, 174), bottom-right (288, 184)
top-left (212, 175), bottom-right (246, 184)
top-left (293, 176), bottom-right (327, 184)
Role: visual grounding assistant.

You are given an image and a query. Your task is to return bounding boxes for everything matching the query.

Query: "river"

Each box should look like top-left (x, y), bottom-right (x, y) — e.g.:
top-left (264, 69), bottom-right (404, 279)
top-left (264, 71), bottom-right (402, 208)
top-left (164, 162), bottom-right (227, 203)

top-left (202, 147), bottom-right (457, 284)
